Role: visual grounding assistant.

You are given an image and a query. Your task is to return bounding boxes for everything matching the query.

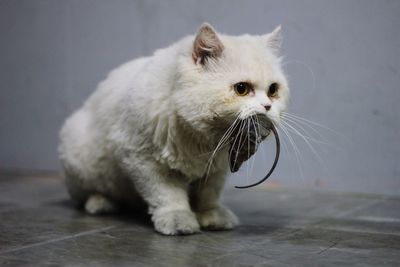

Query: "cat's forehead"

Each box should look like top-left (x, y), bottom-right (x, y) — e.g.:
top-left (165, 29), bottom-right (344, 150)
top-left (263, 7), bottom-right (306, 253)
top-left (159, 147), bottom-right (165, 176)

top-left (219, 35), bottom-right (282, 83)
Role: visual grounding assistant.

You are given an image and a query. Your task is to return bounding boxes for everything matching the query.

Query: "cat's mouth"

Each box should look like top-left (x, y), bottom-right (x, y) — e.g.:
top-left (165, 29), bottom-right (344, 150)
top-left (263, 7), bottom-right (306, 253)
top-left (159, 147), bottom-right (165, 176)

top-left (228, 115), bottom-right (280, 189)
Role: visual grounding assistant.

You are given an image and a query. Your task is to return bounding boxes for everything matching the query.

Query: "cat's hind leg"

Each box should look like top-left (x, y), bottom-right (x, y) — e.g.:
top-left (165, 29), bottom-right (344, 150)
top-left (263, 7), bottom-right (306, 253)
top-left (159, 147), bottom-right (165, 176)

top-left (84, 194), bottom-right (117, 215)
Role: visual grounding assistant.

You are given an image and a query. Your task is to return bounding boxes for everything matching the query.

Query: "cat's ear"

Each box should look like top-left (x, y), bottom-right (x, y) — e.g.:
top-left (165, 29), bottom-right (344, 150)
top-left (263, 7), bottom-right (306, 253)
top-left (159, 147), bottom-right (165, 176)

top-left (192, 23), bottom-right (224, 65)
top-left (263, 25), bottom-right (282, 55)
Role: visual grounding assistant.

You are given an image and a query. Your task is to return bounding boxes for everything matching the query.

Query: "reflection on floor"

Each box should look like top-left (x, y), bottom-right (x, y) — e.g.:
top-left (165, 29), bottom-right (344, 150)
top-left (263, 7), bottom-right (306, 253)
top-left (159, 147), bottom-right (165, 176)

top-left (1, 174), bottom-right (399, 266)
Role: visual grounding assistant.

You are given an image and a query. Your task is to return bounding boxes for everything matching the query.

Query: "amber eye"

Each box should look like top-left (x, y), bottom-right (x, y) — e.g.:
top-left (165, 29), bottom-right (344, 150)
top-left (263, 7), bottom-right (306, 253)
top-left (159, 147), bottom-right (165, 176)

top-left (268, 83), bottom-right (279, 97)
top-left (234, 82), bottom-right (251, 96)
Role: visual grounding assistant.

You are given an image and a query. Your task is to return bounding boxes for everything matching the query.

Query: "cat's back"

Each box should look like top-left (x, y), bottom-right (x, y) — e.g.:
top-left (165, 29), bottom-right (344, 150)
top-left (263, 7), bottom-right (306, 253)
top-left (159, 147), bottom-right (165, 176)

top-left (85, 56), bottom-right (151, 110)
top-left (84, 36), bottom-right (192, 115)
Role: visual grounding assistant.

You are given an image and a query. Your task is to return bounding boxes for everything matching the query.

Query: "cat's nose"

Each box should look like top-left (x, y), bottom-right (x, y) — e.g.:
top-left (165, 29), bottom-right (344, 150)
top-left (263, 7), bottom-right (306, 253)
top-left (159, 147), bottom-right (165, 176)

top-left (263, 104), bottom-right (271, 111)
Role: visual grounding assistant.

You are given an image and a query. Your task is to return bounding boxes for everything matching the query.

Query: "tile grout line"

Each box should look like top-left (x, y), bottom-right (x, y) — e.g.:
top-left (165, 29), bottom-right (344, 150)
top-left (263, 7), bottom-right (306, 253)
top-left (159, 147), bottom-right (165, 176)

top-left (317, 241), bottom-right (337, 255)
top-left (0, 225), bottom-right (116, 255)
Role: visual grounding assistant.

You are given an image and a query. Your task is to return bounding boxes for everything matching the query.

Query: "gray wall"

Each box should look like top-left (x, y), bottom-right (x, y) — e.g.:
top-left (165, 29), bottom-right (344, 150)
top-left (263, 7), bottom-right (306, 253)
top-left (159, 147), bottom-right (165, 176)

top-left (1, 0), bottom-right (399, 195)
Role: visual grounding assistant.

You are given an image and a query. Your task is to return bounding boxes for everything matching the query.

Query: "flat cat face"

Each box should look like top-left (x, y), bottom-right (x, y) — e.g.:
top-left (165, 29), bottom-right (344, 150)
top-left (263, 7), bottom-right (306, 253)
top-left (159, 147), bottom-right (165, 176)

top-left (175, 23), bottom-right (289, 135)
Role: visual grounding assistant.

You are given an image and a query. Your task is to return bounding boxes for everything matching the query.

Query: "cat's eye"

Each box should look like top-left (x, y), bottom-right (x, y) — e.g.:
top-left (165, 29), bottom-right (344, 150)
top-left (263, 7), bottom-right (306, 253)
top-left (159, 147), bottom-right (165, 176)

top-left (268, 83), bottom-right (279, 97)
top-left (234, 82), bottom-right (251, 96)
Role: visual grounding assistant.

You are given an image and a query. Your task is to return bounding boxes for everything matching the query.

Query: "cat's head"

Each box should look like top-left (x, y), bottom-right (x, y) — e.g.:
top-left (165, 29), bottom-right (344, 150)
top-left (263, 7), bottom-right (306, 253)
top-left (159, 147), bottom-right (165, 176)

top-left (175, 23), bottom-right (289, 135)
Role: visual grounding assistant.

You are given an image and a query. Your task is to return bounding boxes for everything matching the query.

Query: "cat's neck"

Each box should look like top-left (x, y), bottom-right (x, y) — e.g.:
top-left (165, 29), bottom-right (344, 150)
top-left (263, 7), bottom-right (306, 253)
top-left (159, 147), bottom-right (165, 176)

top-left (152, 111), bottom-right (227, 177)
top-left (170, 112), bottom-right (217, 155)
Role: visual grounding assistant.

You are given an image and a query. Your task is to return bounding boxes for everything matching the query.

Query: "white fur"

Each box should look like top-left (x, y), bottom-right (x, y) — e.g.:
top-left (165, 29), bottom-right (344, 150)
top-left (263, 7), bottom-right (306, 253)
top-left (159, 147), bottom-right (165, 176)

top-left (59, 23), bottom-right (289, 235)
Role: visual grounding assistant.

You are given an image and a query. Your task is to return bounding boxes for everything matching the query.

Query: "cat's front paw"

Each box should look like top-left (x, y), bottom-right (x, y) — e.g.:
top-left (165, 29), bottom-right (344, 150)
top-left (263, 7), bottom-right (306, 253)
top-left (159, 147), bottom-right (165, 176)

top-left (153, 210), bottom-right (200, 235)
top-left (196, 206), bottom-right (239, 230)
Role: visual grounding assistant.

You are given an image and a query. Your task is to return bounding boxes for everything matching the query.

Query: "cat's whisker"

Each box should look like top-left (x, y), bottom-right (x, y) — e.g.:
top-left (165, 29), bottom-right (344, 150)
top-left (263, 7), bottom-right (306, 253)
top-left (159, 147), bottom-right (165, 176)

top-left (232, 119), bottom-right (248, 169)
top-left (278, 122), bottom-right (305, 182)
top-left (254, 118), bottom-right (295, 181)
top-left (217, 119), bottom-right (241, 152)
top-left (282, 112), bottom-right (348, 140)
top-left (228, 121), bottom-right (242, 164)
top-left (282, 114), bottom-right (347, 153)
top-left (204, 115), bottom-right (243, 183)
top-left (281, 114), bottom-right (328, 141)
top-left (281, 120), bottom-right (325, 167)
top-left (199, 117), bottom-right (239, 156)
top-left (254, 117), bottom-right (269, 178)
top-left (281, 113), bottom-right (347, 154)
top-left (281, 117), bottom-right (330, 146)
top-left (272, 123), bottom-right (290, 154)
top-left (281, 115), bottom-right (327, 144)
top-left (208, 120), bottom-right (238, 155)
top-left (203, 116), bottom-right (240, 183)
top-left (249, 116), bottom-right (259, 177)
top-left (255, 119), bottom-right (291, 156)
top-left (245, 117), bottom-right (250, 181)
top-left (246, 116), bottom-right (257, 179)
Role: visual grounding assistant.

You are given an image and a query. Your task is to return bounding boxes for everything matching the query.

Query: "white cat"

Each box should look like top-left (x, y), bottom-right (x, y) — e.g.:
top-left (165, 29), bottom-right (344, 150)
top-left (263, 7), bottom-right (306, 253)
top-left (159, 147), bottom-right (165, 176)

top-left (59, 23), bottom-right (289, 235)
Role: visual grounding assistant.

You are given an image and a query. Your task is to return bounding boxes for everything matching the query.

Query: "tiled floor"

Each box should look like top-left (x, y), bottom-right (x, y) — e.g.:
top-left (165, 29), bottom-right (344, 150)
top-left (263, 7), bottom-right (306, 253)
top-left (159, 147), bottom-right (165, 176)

top-left (0, 174), bottom-right (399, 266)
